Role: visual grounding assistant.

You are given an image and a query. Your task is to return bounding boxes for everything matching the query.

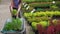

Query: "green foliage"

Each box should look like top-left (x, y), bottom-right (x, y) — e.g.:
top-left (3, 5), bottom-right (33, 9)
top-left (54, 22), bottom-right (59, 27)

top-left (39, 21), bottom-right (50, 28)
top-left (24, 11), bottom-right (60, 25)
top-left (24, 11), bottom-right (60, 18)
top-left (12, 9), bottom-right (17, 15)
top-left (4, 18), bottom-right (22, 31)
top-left (29, 3), bottom-right (50, 7)
top-left (35, 0), bottom-right (53, 2)
top-left (54, 0), bottom-right (60, 1)
top-left (23, 10), bottom-right (60, 31)
top-left (31, 21), bottom-right (50, 30)
top-left (22, 0), bottom-right (35, 3)
top-left (22, 0), bottom-right (53, 2)
top-left (31, 22), bottom-right (39, 30)
top-left (50, 5), bottom-right (58, 9)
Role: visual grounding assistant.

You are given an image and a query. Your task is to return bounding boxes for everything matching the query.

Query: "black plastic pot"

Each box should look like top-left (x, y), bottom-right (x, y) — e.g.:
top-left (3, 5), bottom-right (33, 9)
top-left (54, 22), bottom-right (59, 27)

top-left (1, 18), bottom-right (26, 34)
top-left (52, 15), bottom-right (60, 19)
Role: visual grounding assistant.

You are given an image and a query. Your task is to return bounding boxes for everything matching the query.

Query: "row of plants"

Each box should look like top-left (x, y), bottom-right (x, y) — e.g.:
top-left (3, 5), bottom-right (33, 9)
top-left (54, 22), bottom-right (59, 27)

top-left (22, 0), bottom-right (60, 3)
top-left (22, 1), bottom-right (60, 8)
top-left (22, 0), bottom-right (60, 34)
top-left (22, 2), bottom-right (60, 13)
top-left (25, 16), bottom-right (60, 34)
top-left (24, 11), bottom-right (60, 29)
top-left (24, 11), bottom-right (60, 17)
top-left (28, 3), bottom-right (59, 8)
top-left (22, 7), bottom-right (60, 13)
top-left (28, 4), bottom-right (51, 8)
top-left (25, 17), bottom-right (50, 31)
top-left (25, 1), bottom-right (60, 7)
top-left (23, 11), bottom-right (60, 34)
top-left (22, 0), bottom-right (60, 12)
top-left (35, 19), bottom-right (60, 34)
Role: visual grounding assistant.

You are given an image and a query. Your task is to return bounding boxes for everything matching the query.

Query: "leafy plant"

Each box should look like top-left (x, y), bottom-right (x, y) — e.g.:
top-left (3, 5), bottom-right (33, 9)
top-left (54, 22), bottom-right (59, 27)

top-left (50, 5), bottom-right (58, 9)
top-left (12, 9), bottom-right (17, 15)
top-left (39, 21), bottom-right (50, 28)
top-left (22, 0), bottom-right (53, 2)
top-left (29, 3), bottom-right (50, 7)
top-left (35, 0), bottom-right (53, 2)
top-left (31, 22), bottom-right (39, 30)
top-left (24, 11), bottom-right (60, 18)
top-left (31, 21), bottom-right (50, 30)
top-left (4, 18), bottom-right (22, 31)
top-left (22, 0), bottom-right (35, 3)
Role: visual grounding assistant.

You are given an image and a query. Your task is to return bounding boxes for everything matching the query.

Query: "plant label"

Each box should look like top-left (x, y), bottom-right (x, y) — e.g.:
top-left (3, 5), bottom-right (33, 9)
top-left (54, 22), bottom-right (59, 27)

top-left (31, 9), bottom-right (36, 13)
top-left (23, 2), bottom-right (25, 5)
top-left (24, 4), bottom-right (28, 8)
top-left (26, 6), bottom-right (30, 10)
top-left (52, 1), bottom-right (55, 4)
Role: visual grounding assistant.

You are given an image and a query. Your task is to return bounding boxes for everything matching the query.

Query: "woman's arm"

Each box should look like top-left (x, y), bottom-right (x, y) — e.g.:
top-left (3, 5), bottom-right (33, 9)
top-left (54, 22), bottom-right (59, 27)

top-left (16, 2), bottom-right (22, 17)
top-left (11, 0), bottom-right (13, 7)
top-left (18, 0), bottom-right (22, 12)
top-left (10, 0), bottom-right (14, 11)
top-left (18, 4), bottom-right (21, 12)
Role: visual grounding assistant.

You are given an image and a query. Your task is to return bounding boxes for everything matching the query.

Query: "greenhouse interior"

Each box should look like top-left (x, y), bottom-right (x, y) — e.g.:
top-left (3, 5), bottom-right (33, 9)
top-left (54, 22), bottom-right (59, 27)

top-left (0, 0), bottom-right (60, 34)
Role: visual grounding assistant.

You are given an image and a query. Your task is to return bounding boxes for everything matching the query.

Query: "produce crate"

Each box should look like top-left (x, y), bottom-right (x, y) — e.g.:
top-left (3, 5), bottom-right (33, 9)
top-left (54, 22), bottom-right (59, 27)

top-left (1, 18), bottom-right (26, 34)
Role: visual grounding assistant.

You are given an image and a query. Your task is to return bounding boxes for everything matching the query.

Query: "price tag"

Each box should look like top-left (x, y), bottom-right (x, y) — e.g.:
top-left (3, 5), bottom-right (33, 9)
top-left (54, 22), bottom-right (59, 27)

top-left (23, 2), bottom-right (25, 5)
top-left (24, 4), bottom-right (28, 8)
top-left (52, 1), bottom-right (55, 4)
top-left (26, 6), bottom-right (30, 10)
top-left (31, 9), bottom-right (36, 13)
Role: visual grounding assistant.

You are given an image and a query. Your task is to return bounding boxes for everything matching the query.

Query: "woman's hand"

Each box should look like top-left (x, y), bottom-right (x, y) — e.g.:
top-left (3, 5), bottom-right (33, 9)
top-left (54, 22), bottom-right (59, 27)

top-left (11, 7), bottom-right (13, 11)
top-left (16, 12), bottom-right (19, 18)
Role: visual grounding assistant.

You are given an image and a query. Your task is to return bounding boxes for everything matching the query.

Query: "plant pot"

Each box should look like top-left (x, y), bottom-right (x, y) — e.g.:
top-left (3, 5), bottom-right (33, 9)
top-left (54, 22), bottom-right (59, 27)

top-left (1, 18), bottom-right (26, 34)
top-left (52, 15), bottom-right (60, 19)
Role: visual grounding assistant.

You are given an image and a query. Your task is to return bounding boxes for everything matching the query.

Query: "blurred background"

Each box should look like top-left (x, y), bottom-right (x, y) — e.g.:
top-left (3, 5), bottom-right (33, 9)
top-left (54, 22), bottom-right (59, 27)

top-left (0, 0), bottom-right (11, 34)
top-left (1, 0), bottom-right (60, 34)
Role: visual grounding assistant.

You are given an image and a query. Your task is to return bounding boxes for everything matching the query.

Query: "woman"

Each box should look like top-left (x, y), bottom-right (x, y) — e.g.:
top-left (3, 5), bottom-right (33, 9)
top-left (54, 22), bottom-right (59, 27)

top-left (10, 0), bottom-right (21, 18)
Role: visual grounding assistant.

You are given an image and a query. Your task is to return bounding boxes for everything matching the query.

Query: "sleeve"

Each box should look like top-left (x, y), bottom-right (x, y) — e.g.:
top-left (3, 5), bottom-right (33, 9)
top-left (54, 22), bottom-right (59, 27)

top-left (10, 0), bottom-right (14, 7)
